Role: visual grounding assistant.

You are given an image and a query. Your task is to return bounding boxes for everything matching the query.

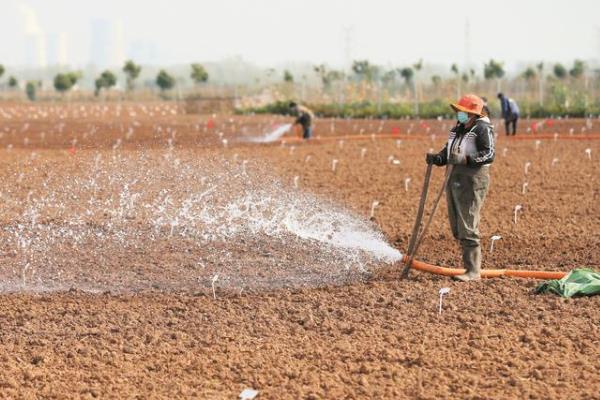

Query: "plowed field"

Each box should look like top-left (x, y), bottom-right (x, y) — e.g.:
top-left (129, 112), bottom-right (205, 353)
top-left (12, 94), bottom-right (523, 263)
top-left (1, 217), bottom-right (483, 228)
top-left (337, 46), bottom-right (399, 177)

top-left (0, 103), bottom-right (598, 399)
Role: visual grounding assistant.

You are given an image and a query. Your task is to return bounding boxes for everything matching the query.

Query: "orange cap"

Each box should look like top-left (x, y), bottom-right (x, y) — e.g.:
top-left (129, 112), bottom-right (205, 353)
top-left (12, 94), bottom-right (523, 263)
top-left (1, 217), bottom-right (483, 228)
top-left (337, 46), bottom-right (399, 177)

top-left (450, 94), bottom-right (484, 116)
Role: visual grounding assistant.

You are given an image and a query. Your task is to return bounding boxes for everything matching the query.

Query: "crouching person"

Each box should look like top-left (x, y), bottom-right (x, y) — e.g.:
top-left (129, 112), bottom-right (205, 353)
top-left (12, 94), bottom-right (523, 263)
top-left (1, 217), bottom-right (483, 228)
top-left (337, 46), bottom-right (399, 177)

top-left (289, 102), bottom-right (314, 140)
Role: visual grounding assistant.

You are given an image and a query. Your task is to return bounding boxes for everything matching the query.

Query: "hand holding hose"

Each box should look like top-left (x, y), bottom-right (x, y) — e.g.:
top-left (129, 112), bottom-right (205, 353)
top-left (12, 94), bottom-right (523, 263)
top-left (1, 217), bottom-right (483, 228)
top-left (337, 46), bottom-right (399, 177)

top-left (426, 153), bottom-right (444, 166)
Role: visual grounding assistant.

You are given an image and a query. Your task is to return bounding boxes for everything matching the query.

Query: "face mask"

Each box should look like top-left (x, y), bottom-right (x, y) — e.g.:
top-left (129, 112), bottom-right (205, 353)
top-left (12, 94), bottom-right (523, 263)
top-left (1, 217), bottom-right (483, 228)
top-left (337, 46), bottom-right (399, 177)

top-left (457, 111), bottom-right (470, 124)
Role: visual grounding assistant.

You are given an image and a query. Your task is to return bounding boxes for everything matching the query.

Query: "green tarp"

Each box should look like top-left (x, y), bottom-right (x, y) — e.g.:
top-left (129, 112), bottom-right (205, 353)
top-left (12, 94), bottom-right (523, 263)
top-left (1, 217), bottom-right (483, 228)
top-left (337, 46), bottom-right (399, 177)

top-left (536, 268), bottom-right (600, 297)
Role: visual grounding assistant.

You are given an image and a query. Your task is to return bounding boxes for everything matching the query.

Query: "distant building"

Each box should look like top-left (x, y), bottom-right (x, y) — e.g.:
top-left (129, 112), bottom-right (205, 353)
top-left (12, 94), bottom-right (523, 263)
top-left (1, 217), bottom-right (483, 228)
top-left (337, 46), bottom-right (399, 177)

top-left (90, 19), bottom-right (125, 68)
top-left (128, 40), bottom-right (159, 65)
top-left (24, 33), bottom-right (46, 68)
top-left (19, 3), bottom-right (46, 68)
top-left (47, 32), bottom-right (68, 66)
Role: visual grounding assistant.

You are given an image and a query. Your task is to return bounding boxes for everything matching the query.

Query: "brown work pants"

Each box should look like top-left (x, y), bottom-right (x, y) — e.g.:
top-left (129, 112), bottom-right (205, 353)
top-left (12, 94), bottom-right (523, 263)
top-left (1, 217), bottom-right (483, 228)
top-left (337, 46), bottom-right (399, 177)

top-left (446, 165), bottom-right (490, 273)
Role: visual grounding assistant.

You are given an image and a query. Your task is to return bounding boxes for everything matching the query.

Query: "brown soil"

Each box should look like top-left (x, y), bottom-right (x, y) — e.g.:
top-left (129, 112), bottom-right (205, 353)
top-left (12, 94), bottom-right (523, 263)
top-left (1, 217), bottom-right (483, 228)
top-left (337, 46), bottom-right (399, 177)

top-left (0, 103), bottom-right (598, 399)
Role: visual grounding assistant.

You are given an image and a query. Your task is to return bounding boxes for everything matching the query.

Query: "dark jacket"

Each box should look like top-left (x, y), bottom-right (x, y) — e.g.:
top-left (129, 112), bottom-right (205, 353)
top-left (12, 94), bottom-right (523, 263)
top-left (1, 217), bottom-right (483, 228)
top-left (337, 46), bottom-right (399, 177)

top-left (436, 117), bottom-right (495, 167)
top-left (294, 105), bottom-right (314, 129)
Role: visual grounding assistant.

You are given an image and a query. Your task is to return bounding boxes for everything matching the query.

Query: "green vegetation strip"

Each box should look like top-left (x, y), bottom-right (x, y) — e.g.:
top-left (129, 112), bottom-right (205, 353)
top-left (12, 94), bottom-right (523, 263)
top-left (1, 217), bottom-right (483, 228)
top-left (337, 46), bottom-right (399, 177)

top-left (238, 100), bottom-right (600, 119)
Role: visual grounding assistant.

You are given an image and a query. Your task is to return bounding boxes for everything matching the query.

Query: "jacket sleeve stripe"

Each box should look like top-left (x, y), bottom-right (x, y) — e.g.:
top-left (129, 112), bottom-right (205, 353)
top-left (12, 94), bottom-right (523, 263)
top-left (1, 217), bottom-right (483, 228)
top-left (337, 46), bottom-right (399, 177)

top-left (473, 126), bottom-right (495, 163)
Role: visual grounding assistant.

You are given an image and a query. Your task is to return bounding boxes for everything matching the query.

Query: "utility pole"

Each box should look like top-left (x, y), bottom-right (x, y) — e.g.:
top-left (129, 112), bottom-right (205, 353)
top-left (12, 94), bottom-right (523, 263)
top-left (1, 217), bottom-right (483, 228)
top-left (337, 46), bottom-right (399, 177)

top-left (464, 18), bottom-right (471, 69)
top-left (597, 26), bottom-right (600, 59)
top-left (341, 25), bottom-right (354, 105)
top-left (343, 25), bottom-right (354, 69)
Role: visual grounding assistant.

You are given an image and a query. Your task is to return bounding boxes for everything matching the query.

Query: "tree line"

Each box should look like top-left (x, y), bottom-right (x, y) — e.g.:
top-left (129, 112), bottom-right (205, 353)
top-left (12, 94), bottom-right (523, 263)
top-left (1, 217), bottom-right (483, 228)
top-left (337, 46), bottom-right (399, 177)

top-left (0, 61), bottom-right (209, 100)
top-left (0, 58), bottom-right (595, 107)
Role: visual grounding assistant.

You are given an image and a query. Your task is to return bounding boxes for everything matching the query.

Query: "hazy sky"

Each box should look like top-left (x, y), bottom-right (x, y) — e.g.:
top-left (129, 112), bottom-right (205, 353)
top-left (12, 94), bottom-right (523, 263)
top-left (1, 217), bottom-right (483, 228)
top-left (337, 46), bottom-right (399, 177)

top-left (1, 0), bottom-right (599, 71)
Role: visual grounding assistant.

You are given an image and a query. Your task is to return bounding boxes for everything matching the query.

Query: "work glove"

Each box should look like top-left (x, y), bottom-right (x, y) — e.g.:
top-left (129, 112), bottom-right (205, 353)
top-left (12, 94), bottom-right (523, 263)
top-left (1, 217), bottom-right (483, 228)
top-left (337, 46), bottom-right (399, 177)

top-left (425, 153), bottom-right (443, 166)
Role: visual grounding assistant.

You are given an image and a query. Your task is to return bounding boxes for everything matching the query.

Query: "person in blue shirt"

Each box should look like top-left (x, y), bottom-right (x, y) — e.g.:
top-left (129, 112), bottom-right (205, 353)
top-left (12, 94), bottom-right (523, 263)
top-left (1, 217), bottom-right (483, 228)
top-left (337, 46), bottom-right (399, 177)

top-left (497, 93), bottom-right (519, 135)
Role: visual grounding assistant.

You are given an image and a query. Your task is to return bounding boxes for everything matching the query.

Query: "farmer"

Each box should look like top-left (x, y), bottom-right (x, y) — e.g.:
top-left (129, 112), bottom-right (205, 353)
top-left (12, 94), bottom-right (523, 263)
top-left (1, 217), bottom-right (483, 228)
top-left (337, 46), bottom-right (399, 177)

top-left (497, 92), bottom-right (520, 135)
top-left (289, 102), bottom-right (314, 139)
top-left (425, 94), bottom-right (495, 281)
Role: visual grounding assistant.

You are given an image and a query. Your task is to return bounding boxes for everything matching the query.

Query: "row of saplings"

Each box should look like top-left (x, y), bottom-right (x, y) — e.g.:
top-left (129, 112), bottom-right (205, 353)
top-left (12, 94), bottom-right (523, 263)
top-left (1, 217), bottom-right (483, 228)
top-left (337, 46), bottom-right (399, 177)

top-left (1, 61), bottom-right (210, 100)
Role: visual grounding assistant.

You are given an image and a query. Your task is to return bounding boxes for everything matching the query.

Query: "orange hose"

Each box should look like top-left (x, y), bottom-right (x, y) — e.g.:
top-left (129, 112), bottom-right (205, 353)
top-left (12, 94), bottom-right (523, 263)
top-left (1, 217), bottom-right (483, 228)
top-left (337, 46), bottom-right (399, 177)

top-left (508, 134), bottom-right (600, 141)
top-left (403, 255), bottom-right (567, 280)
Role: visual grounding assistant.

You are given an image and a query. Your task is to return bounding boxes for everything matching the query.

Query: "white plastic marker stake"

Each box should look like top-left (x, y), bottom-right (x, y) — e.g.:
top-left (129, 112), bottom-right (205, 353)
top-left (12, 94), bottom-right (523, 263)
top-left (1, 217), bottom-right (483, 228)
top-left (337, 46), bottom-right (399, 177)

top-left (332, 159), bottom-right (339, 172)
top-left (304, 155), bottom-right (312, 163)
top-left (392, 159), bottom-right (400, 166)
top-left (535, 140), bottom-right (541, 150)
top-left (289, 146), bottom-right (296, 155)
top-left (370, 201), bottom-right (379, 219)
top-left (524, 161), bottom-right (531, 175)
top-left (404, 177), bottom-right (411, 192)
top-left (239, 389), bottom-right (259, 400)
top-left (396, 139), bottom-right (402, 148)
top-left (514, 204), bottom-right (522, 224)
top-left (438, 287), bottom-right (450, 315)
top-left (569, 128), bottom-right (574, 136)
top-left (211, 274), bottom-right (219, 300)
top-left (490, 235), bottom-right (502, 253)
top-left (551, 158), bottom-right (559, 167)
top-left (293, 176), bottom-right (299, 188)
top-left (222, 139), bottom-right (228, 148)
top-left (554, 133), bottom-right (559, 141)
top-left (360, 148), bottom-right (367, 159)
top-left (585, 148), bottom-right (592, 160)
top-left (502, 147), bottom-right (508, 157)
top-left (241, 160), bottom-right (248, 175)
top-left (338, 140), bottom-right (344, 149)
top-left (387, 155), bottom-right (395, 164)
top-left (522, 182), bottom-right (528, 194)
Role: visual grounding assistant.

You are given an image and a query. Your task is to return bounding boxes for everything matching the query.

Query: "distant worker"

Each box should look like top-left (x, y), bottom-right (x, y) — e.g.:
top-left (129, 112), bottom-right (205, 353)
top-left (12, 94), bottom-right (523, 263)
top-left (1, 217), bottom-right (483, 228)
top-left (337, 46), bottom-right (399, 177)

top-left (425, 94), bottom-right (495, 282)
top-left (497, 92), bottom-right (520, 135)
top-left (289, 102), bottom-right (314, 139)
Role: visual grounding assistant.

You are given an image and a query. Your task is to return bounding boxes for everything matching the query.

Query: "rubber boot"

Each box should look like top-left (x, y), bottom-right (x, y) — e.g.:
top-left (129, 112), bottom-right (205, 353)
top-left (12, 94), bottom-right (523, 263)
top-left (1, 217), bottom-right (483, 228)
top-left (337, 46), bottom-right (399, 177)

top-left (453, 244), bottom-right (481, 282)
